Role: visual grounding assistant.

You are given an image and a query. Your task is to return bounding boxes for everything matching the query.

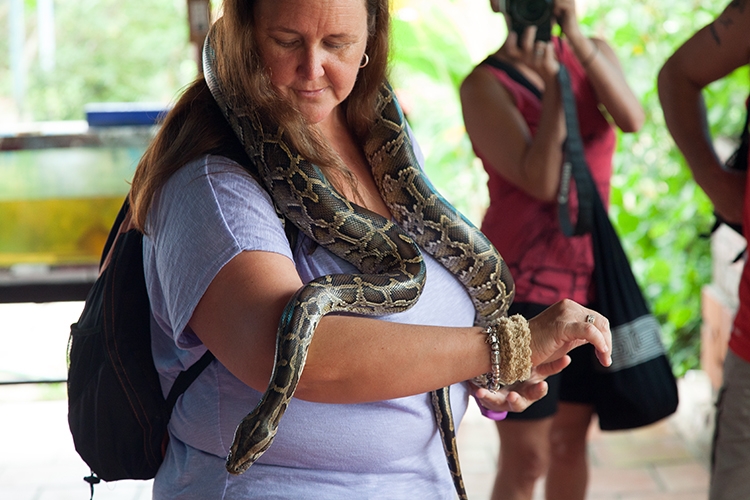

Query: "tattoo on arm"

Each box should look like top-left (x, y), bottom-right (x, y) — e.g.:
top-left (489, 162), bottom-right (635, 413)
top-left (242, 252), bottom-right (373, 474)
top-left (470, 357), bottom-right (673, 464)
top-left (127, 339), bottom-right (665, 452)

top-left (709, 23), bottom-right (722, 45)
top-left (711, 0), bottom-right (747, 46)
top-left (730, 0), bottom-right (748, 13)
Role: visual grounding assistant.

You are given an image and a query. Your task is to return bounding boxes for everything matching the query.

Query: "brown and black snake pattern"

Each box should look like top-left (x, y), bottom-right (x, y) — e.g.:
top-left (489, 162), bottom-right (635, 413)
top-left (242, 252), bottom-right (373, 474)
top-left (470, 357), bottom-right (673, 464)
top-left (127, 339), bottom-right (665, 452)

top-left (202, 21), bottom-right (515, 499)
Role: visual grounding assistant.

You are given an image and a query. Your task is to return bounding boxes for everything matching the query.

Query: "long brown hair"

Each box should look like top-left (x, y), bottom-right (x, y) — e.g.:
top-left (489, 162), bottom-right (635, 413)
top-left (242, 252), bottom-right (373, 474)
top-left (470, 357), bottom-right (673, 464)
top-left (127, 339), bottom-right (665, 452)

top-left (129, 0), bottom-right (390, 231)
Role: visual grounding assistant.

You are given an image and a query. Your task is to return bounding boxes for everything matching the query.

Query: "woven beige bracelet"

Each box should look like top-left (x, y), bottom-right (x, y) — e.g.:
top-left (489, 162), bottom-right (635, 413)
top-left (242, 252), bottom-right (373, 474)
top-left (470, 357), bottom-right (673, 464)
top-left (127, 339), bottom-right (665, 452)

top-left (474, 314), bottom-right (532, 391)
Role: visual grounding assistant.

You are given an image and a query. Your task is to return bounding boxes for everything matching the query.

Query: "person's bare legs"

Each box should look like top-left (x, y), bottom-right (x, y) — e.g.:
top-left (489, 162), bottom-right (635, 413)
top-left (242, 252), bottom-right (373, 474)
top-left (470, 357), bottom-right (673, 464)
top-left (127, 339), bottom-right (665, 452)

top-left (491, 417), bottom-right (554, 500)
top-left (545, 402), bottom-right (595, 500)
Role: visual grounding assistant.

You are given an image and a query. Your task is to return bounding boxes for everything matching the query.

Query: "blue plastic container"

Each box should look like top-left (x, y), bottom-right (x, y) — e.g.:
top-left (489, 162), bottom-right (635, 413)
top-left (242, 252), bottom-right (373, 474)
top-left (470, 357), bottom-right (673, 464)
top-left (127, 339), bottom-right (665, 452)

top-left (85, 102), bottom-right (170, 127)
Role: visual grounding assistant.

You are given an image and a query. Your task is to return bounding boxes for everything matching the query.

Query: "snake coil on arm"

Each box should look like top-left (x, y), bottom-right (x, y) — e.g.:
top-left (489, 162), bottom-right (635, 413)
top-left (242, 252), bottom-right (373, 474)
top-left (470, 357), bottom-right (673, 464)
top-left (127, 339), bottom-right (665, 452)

top-left (202, 20), bottom-right (516, 499)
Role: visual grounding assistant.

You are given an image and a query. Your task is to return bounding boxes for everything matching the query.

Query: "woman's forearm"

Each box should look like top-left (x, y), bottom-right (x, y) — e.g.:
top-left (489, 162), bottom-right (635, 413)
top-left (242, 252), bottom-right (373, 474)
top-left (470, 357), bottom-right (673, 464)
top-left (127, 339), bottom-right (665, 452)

top-left (299, 316), bottom-right (490, 403)
top-left (520, 73), bottom-right (567, 202)
top-left (565, 30), bottom-right (644, 132)
top-left (190, 250), bottom-right (493, 404)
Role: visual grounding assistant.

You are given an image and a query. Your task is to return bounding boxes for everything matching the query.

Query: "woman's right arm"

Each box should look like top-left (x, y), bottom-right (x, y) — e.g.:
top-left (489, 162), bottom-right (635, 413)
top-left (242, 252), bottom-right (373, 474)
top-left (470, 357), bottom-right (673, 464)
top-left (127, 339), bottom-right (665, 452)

top-left (189, 249), bottom-right (611, 405)
top-left (190, 249), bottom-right (500, 403)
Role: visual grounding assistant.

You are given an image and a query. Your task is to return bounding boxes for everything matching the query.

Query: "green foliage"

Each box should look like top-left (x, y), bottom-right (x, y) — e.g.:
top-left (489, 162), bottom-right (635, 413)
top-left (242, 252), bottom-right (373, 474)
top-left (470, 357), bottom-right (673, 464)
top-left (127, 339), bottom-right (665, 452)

top-left (580, 0), bottom-right (745, 375)
top-left (390, 0), bottom-right (502, 224)
top-left (1, 0), bottom-right (197, 121)
top-left (391, 0), bottom-right (748, 376)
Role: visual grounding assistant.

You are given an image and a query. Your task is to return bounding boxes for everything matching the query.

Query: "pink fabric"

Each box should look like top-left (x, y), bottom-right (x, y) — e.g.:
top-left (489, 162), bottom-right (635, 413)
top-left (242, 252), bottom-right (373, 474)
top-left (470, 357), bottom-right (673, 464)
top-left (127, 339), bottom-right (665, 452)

top-left (730, 145), bottom-right (750, 363)
top-left (476, 38), bottom-right (616, 305)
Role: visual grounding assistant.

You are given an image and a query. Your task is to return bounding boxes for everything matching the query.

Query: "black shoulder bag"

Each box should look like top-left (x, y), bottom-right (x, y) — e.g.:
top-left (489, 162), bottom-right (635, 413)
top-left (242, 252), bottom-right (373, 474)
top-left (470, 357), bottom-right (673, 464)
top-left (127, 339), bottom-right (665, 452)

top-left (556, 65), bottom-right (679, 430)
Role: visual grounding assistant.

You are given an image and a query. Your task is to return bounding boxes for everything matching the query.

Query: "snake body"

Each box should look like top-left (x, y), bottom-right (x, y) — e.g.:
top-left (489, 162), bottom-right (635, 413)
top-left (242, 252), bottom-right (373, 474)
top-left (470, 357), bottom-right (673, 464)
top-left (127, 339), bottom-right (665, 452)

top-left (202, 23), bottom-right (514, 499)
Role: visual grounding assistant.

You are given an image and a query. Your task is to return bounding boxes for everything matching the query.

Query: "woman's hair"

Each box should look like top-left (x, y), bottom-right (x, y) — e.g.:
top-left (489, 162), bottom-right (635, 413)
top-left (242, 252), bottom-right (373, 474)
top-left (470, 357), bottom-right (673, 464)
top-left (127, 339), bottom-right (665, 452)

top-left (129, 0), bottom-right (390, 231)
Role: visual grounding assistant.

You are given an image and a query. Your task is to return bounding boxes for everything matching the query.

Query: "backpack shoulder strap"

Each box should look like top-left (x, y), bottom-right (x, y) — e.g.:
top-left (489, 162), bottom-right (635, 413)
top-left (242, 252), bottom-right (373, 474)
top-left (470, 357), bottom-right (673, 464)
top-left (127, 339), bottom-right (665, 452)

top-left (165, 350), bottom-right (216, 410)
top-left (97, 197), bottom-right (132, 271)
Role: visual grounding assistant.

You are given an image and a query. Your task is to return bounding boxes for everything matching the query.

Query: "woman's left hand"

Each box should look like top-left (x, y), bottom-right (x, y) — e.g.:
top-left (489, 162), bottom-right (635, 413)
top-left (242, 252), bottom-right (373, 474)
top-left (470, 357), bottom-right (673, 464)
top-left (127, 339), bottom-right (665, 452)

top-left (471, 355), bottom-right (571, 413)
top-left (504, 27), bottom-right (559, 82)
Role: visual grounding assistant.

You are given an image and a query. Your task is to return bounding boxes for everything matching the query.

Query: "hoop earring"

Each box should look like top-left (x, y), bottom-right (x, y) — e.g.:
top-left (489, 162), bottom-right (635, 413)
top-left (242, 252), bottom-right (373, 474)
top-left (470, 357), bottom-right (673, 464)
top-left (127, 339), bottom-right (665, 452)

top-left (359, 53), bottom-right (369, 69)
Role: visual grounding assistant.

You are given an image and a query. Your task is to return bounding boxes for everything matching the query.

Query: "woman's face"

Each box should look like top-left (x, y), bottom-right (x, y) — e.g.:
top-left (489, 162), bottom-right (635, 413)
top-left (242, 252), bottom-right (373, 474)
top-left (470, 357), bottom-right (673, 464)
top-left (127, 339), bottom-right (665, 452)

top-left (254, 0), bottom-right (369, 127)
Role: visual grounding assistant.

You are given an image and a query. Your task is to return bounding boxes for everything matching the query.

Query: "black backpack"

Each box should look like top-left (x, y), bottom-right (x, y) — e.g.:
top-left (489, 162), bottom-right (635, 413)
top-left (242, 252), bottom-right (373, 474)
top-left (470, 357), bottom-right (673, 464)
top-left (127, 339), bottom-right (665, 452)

top-left (67, 196), bottom-right (215, 490)
top-left (68, 187), bottom-right (297, 495)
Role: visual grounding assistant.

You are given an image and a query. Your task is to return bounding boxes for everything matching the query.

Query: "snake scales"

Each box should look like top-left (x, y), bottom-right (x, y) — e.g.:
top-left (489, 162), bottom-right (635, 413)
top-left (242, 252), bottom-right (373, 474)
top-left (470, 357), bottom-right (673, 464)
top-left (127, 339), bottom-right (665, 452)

top-left (202, 22), bottom-right (515, 499)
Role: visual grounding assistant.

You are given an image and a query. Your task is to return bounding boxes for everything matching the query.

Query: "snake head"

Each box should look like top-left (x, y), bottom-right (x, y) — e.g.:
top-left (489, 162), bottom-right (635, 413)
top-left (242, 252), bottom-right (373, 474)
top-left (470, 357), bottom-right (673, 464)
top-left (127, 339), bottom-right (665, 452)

top-left (225, 407), bottom-right (280, 475)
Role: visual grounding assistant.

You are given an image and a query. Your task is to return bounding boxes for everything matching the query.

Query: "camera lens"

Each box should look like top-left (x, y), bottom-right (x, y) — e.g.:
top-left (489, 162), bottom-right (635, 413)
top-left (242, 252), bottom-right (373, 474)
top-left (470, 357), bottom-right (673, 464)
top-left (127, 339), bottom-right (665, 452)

top-left (515, 0), bottom-right (552, 23)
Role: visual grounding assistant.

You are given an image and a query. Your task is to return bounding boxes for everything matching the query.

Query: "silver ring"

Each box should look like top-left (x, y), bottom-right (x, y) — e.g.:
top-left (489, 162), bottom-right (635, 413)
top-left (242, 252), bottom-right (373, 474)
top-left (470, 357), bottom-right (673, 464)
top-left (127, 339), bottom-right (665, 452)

top-left (535, 48), bottom-right (544, 56)
top-left (586, 314), bottom-right (595, 324)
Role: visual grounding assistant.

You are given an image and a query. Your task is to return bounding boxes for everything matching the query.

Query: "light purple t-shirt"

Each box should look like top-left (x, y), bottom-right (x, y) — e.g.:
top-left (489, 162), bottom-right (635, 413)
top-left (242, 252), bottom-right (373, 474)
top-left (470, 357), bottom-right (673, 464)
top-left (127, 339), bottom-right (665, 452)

top-left (144, 149), bottom-right (476, 499)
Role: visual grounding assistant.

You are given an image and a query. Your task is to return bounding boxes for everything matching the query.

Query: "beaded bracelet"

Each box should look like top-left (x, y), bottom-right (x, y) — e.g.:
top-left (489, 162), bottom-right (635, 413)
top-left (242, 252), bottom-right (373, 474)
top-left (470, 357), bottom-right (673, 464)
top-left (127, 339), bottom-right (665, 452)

top-left (485, 325), bottom-right (503, 391)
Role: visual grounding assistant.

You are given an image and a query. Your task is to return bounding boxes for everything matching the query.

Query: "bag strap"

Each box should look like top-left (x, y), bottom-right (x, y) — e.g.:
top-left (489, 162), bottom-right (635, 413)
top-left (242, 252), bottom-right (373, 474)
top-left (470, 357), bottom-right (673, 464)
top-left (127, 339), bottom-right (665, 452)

top-left (481, 56), bottom-right (543, 100)
top-left (165, 350), bottom-right (216, 411)
top-left (481, 52), bottom-right (595, 235)
top-left (99, 197), bottom-right (131, 269)
top-left (741, 92), bottom-right (750, 144)
top-left (556, 64), bottom-right (595, 236)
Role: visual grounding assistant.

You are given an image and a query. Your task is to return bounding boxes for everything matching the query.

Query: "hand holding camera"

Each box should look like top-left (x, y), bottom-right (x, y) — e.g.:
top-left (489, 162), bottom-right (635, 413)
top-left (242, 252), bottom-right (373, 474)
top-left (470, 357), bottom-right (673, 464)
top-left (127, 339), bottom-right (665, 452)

top-left (504, 0), bottom-right (588, 79)
top-left (505, 26), bottom-right (559, 82)
top-left (506, 0), bottom-right (554, 43)
top-left (506, 0), bottom-right (582, 45)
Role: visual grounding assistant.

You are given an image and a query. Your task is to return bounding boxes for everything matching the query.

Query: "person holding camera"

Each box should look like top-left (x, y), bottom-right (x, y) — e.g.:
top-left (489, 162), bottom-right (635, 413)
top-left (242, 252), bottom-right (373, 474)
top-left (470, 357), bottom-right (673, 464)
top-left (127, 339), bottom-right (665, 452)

top-left (460, 0), bottom-right (643, 499)
top-left (659, 2), bottom-right (750, 498)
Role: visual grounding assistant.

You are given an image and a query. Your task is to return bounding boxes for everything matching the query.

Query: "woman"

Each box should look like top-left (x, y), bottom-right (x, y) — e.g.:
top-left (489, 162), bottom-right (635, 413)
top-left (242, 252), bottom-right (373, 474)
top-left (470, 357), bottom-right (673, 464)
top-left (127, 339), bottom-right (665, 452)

top-left (129, 0), bottom-right (612, 498)
top-left (460, 0), bottom-right (643, 499)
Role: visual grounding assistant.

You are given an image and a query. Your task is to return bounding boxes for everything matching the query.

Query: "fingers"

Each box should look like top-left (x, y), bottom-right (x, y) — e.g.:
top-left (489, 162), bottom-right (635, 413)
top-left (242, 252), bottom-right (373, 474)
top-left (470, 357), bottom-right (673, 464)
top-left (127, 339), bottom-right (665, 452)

top-left (558, 306), bottom-right (612, 367)
top-left (528, 299), bottom-right (612, 368)
top-left (580, 308), bottom-right (612, 367)
top-left (472, 379), bottom-right (549, 414)
top-left (535, 355), bottom-right (571, 378)
top-left (506, 380), bottom-right (549, 412)
top-left (505, 27), bottom-right (558, 77)
top-left (554, 0), bottom-right (580, 36)
top-left (520, 25), bottom-right (538, 51)
top-left (533, 42), bottom-right (547, 64)
top-left (508, 27), bottom-right (543, 58)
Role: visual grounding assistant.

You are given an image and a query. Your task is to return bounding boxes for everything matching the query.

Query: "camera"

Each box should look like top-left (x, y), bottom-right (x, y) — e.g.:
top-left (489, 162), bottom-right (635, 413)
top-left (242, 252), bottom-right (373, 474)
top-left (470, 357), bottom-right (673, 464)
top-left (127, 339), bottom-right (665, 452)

top-left (506, 0), bottom-right (553, 43)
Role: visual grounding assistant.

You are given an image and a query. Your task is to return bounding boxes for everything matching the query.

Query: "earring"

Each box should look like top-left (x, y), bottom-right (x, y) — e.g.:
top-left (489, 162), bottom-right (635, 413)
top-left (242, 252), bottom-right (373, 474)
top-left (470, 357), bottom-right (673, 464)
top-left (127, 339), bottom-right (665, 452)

top-left (359, 53), bottom-right (370, 69)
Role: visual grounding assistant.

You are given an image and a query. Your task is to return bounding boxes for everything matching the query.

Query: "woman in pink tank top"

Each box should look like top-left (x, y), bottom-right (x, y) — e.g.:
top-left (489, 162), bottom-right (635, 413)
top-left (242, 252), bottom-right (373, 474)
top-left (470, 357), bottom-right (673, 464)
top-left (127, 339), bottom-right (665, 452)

top-left (460, 1), bottom-right (644, 499)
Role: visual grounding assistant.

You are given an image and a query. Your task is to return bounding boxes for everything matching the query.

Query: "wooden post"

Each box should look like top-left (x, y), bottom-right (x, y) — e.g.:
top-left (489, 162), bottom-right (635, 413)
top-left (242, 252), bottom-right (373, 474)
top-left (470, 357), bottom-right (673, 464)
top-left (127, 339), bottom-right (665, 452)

top-left (187, 0), bottom-right (211, 72)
